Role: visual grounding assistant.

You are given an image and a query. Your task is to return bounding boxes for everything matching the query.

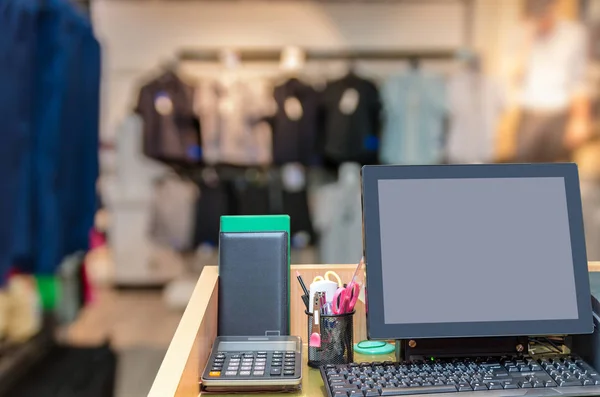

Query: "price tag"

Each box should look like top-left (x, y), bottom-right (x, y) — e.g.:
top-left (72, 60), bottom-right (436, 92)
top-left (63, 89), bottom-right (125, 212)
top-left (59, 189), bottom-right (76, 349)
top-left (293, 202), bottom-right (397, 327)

top-left (154, 92), bottom-right (173, 115)
top-left (339, 88), bottom-right (360, 115)
top-left (281, 163), bottom-right (306, 192)
top-left (284, 97), bottom-right (303, 121)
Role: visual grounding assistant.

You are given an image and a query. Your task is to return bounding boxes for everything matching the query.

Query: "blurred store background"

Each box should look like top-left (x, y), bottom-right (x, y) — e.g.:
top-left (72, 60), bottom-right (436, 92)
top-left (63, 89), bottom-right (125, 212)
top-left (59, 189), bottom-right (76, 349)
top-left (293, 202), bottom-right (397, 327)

top-left (2, 0), bottom-right (600, 395)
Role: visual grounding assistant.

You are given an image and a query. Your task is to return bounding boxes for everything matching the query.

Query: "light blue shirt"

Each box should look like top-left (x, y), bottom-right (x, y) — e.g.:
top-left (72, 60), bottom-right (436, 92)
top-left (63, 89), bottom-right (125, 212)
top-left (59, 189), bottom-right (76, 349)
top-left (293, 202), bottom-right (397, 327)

top-left (380, 69), bottom-right (447, 165)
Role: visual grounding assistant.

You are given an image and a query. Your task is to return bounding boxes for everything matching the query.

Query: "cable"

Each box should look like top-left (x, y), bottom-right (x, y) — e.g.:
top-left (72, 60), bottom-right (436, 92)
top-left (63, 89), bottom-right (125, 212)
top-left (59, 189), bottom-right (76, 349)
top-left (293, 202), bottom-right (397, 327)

top-left (530, 337), bottom-right (564, 354)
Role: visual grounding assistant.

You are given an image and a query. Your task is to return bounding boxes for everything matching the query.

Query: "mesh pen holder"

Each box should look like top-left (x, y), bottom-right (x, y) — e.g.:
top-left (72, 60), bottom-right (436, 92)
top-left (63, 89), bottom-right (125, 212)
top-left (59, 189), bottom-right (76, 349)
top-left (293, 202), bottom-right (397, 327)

top-left (306, 310), bottom-right (354, 368)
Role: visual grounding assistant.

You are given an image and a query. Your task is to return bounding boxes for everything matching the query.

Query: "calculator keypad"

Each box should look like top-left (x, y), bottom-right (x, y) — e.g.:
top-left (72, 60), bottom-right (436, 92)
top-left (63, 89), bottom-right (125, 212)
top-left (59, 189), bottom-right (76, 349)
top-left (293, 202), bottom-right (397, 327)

top-left (206, 350), bottom-right (300, 379)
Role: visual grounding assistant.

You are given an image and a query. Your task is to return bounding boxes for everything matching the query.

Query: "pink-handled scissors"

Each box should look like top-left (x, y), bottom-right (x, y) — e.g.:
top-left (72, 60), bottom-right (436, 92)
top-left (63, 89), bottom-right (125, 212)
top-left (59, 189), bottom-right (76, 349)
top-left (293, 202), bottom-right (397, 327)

top-left (332, 282), bottom-right (360, 314)
top-left (332, 259), bottom-right (364, 314)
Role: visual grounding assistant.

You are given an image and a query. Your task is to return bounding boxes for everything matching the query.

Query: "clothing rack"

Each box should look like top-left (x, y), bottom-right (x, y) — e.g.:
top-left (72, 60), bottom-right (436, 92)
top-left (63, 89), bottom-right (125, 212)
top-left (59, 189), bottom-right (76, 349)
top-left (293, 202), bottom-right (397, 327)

top-left (177, 48), bottom-right (457, 63)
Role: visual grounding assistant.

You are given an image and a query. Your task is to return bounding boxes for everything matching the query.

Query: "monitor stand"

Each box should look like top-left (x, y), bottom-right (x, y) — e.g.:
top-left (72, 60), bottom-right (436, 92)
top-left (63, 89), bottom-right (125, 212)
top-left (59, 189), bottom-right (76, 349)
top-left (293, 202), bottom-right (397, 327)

top-left (395, 336), bottom-right (530, 362)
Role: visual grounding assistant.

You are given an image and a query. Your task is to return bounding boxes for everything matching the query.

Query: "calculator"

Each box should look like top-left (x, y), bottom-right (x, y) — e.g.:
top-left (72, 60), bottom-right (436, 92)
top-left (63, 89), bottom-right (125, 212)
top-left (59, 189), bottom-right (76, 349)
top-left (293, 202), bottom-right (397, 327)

top-left (200, 335), bottom-right (303, 392)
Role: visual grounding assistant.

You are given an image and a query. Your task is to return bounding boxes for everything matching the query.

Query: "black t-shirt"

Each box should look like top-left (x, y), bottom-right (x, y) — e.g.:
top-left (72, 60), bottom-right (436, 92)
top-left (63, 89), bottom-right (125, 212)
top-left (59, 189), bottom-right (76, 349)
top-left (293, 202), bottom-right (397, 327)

top-left (319, 73), bottom-right (381, 165)
top-left (272, 78), bottom-right (320, 166)
top-left (135, 71), bottom-right (201, 165)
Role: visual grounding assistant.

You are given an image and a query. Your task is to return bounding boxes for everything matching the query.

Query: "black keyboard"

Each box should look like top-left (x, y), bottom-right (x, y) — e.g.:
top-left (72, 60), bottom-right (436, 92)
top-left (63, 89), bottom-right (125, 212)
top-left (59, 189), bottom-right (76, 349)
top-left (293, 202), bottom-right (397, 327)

top-left (320, 355), bottom-right (600, 396)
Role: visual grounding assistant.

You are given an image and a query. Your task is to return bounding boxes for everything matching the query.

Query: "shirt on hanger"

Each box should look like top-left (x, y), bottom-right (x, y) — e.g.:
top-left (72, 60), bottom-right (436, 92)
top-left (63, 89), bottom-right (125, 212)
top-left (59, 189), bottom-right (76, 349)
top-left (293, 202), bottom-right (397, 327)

top-left (319, 73), bottom-right (381, 165)
top-left (272, 78), bottom-right (320, 166)
top-left (149, 175), bottom-right (198, 252)
top-left (314, 163), bottom-right (363, 264)
top-left (195, 77), bottom-right (275, 166)
top-left (33, 0), bottom-right (101, 275)
top-left (135, 71), bottom-right (201, 164)
top-left (519, 20), bottom-right (588, 111)
top-left (115, 114), bottom-right (168, 201)
top-left (380, 69), bottom-right (446, 165)
top-left (0, 0), bottom-right (38, 281)
top-left (446, 70), bottom-right (506, 164)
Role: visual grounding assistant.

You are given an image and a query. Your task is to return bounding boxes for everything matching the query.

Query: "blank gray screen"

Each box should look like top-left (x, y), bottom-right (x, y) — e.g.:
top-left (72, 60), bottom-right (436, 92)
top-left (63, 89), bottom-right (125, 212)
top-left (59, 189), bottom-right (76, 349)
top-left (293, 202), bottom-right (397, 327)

top-left (378, 177), bottom-right (578, 325)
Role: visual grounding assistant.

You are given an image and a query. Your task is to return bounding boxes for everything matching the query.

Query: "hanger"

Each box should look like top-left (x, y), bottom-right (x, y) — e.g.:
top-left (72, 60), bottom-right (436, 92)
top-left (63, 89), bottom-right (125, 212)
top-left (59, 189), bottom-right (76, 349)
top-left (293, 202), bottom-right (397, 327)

top-left (348, 56), bottom-right (358, 73)
top-left (456, 49), bottom-right (482, 74)
top-left (408, 56), bottom-right (421, 70)
top-left (156, 59), bottom-right (179, 81)
top-left (467, 54), bottom-right (482, 73)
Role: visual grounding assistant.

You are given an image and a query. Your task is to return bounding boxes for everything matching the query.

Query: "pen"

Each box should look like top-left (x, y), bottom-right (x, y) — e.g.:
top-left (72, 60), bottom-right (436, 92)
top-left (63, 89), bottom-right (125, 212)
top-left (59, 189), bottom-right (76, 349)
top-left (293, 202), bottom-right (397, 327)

top-left (296, 271), bottom-right (309, 296)
top-left (319, 293), bottom-right (327, 315)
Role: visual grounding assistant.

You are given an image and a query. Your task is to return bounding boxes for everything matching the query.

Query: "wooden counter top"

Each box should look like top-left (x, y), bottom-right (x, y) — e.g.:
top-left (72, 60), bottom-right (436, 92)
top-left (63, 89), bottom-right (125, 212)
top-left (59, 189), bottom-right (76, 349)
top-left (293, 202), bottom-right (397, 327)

top-left (148, 262), bottom-right (600, 397)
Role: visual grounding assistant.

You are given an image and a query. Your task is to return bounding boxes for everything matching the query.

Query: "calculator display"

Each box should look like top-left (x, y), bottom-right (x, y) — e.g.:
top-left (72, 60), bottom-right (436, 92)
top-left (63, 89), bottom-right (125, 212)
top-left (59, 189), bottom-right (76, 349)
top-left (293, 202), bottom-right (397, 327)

top-left (219, 341), bottom-right (296, 352)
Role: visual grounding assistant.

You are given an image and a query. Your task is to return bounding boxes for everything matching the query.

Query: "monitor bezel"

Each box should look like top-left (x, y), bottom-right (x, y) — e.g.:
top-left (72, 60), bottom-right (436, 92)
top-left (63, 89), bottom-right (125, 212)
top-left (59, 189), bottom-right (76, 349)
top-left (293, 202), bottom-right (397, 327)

top-left (362, 163), bottom-right (593, 340)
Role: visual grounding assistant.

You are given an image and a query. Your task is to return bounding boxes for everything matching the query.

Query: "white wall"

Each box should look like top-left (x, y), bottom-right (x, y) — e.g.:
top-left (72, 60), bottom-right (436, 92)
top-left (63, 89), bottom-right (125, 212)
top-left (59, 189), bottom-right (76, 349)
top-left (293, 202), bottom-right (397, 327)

top-left (91, 0), bottom-right (514, 143)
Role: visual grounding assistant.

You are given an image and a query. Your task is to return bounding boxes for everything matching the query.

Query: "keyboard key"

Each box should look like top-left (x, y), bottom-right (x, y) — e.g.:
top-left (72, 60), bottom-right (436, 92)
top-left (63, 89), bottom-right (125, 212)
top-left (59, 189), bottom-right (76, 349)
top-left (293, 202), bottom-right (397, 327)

top-left (284, 370), bottom-right (295, 376)
top-left (503, 381), bottom-right (519, 389)
top-left (225, 371), bottom-right (237, 376)
top-left (240, 366), bottom-right (252, 371)
top-left (208, 371), bottom-right (221, 377)
top-left (364, 390), bottom-right (379, 397)
top-left (559, 379), bottom-right (583, 387)
top-left (270, 368), bottom-right (282, 376)
top-left (457, 383), bottom-right (472, 391)
top-left (332, 385), bottom-right (357, 394)
top-left (471, 382), bottom-right (487, 391)
top-left (253, 370), bottom-right (264, 376)
top-left (487, 382), bottom-right (503, 390)
top-left (239, 371), bottom-right (251, 376)
top-left (380, 385), bottom-right (457, 395)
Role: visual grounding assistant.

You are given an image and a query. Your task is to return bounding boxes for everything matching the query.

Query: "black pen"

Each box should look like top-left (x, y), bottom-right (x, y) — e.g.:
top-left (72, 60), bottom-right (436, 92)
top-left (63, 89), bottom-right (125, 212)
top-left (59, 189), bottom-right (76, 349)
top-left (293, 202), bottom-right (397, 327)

top-left (296, 271), bottom-right (310, 296)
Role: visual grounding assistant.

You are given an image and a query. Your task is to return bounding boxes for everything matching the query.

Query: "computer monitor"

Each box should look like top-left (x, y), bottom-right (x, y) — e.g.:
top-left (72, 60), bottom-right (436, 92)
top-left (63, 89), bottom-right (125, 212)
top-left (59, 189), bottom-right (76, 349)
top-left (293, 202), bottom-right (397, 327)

top-left (361, 163), bottom-right (593, 340)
